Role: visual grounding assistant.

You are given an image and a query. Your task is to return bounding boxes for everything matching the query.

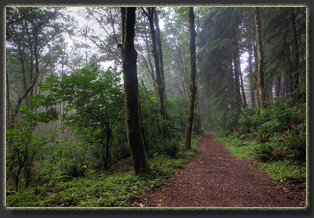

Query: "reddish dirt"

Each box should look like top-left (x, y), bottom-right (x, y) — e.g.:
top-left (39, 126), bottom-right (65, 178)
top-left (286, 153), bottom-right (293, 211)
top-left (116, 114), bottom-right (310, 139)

top-left (134, 132), bottom-right (306, 208)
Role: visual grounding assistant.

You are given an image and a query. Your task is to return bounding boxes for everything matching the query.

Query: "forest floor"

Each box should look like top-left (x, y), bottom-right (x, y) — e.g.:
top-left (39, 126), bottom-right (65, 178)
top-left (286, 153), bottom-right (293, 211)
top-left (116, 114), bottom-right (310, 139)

top-left (133, 132), bottom-right (306, 208)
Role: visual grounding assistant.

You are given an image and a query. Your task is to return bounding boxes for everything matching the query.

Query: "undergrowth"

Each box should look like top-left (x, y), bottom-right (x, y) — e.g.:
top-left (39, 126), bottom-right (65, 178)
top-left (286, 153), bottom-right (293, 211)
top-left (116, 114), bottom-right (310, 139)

top-left (6, 135), bottom-right (201, 207)
top-left (215, 135), bottom-right (306, 181)
top-left (214, 97), bottom-right (306, 182)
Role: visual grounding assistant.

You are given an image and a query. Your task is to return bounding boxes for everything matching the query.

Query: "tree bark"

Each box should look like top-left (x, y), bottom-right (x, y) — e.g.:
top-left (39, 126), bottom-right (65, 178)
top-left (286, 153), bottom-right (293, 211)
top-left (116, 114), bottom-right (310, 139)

top-left (154, 8), bottom-right (165, 95)
top-left (142, 30), bottom-right (156, 86)
top-left (253, 7), bottom-right (265, 114)
top-left (184, 7), bottom-right (197, 150)
top-left (275, 75), bottom-right (281, 97)
top-left (290, 8), bottom-right (300, 93)
top-left (193, 62), bottom-right (201, 134)
top-left (121, 7), bottom-right (151, 175)
top-left (142, 7), bottom-right (167, 140)
top-left (177, 44), bottom-right (188, 98)
top-left (193, 90), bottom-right (201, 134)
top-left (6, 70), bottom-right (11, 128)
top-left (239, 67), bottom-right (248, 109)
top-left (247, 43), bottom-right (256, 107)
top-left (232, 24), bottom-right (243, 108)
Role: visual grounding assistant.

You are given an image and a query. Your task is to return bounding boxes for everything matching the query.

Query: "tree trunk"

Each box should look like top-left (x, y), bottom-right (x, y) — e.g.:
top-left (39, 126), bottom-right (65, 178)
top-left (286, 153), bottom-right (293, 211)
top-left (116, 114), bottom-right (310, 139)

top-left (104, 126), bottom-right (112, 169)
top-left (275, 74), bottom-right (281, 97)
top-left (193, 90), bottom-right (201, 134)
top-left (253, 7), bottom-right (265, 114)
top-left (142, 30), bottom-right (156, 86)
top-left (142, 7), bottom-right (167, 140)
top-left (177, 45), bottom-right (188, 98)
top-left (232, 50), bottom-right (242, 108)
top-left (193, 67), bottom-right (201, 134)
top-left (154, 8), bottom-right (165, 95)
top-left (232, 24), bottom-right (243, 108)
top-left (239, 67), bottom-right (248, 109)
top-left (247, 43), bottom-right (256, 107)
top-left (121, 7), bottom-right (151, 175)
top-left (6, 70), bottom-right (11, 128)
top-left (184, 7), bottom-right (197, 150)
top-left (290, 8), bottom-right (300, 94)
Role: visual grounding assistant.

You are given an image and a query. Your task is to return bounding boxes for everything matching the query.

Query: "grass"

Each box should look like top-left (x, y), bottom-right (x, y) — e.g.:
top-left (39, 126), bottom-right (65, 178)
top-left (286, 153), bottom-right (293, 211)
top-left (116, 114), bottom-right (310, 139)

top-left (215, 135), bottom-right (255, 160)
top-left (257, 160), bottom-right (306, 180)
top-left (6, 135), bottom-right (201, 207)
top-left (214, 135), bottom-right (306, 181)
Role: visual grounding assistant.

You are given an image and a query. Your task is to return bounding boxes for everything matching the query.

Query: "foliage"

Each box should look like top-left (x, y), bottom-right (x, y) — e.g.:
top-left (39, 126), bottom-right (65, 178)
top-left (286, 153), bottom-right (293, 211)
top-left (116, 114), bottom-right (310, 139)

top-left (237, 98), bottom-right (305, 146)
top-left (257, 160), bottom-right (306, 181)
top-left (155, 138), bottom-right (181, 158)
top-left (138, 85), bottom-right (160, 151)
top-left (62, 160), bottom-right (87, 179)
top-left (198, 8), bottom-right (243, 134)
top-left (198, 7), bottom-right (306, 135)
top-left (6, 134), bottom-right (201, 207)
top-left (6, 7), bottom-right (69, 118)
top-left (166, 96), bottom-right (189, 135)
top-left (37, 64), bottom-right (125, 170)
top-left (252, 143), bottom-right (274, 162)
top-left (216, 96), bottom-right (306, 180)
top-left (218, 135), bottom-right (306, 181)
top-left (6, 105), bottom-right (58, 191)
top-left (139, 86), bottom-right (189, 155)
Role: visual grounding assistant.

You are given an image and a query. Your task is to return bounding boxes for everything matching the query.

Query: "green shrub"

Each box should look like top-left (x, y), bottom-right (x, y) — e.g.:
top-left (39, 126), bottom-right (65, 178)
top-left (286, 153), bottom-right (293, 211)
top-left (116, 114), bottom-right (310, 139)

top-left (63, 160), bottom-right (86, 178)
top-left (282, 130), bottom-right (306, 163)
top-left (252, 143), bottom-right (274, 162)
top-left (154, 138), bottom-right (181, 158)
top-left (164, 138), bottom-right (180, 158)
top-left (237, 107), bottom-right (258, 134)
top-left (7, 134), bottom-right (202, 207)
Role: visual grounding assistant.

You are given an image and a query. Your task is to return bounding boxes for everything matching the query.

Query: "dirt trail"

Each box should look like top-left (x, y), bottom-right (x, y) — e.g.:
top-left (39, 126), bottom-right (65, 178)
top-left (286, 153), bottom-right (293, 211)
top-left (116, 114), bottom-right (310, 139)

top-left (136, 133), bottom-right (305, 207)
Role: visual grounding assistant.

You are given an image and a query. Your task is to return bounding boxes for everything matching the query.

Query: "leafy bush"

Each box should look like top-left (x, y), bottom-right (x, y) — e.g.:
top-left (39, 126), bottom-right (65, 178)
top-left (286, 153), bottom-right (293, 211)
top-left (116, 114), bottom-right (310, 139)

top-left (153, 138), bottom-right (181, 158)
top-left (37, 64), bottom-right (125, 171)
top-left (252, 143), bottom-right (274, 162)
top-left (237, 107), bottom-right (257, 134)
top-left (62, 160), bottom-right (87, 178)
top-left (6, 134), bottom-right (202, 207)
top-left (166, 96), bottom-right (189, 135)
top-left (234, 97), bottom-right (306, 145)
top-left (163, 138), bottom-right (180, 158)
top-left (281, 128), bottom-right (306, 163)
top-left (255, 119), bottom-right (282, 142)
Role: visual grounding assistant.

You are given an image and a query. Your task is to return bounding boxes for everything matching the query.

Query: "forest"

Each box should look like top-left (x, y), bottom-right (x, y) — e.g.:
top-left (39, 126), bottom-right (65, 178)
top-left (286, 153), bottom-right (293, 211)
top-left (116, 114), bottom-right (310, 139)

top-left (5, 6), bottom-right (307, 207)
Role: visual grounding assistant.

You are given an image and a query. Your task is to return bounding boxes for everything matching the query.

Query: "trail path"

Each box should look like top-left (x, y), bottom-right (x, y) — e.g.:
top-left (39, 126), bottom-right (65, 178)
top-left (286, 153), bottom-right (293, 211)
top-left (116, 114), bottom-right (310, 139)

top-left (136, 133), bottom-right (305, 207)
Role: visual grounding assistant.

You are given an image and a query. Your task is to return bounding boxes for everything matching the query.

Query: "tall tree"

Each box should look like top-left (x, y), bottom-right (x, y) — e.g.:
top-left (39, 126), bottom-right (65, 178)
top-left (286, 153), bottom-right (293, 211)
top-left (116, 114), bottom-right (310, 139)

top-left (141, 7), bottom-right (167, 140)
top-left (247, 43), bottom-right (256, 107)
top-left (184, 7), bottom-right (197, 149)
top-left (242, 8), bottom-right (257, 107)
top-left (6, 7), bottom-right (63, 137)
top-left (154, 8), bottom-right (165, 94)
top-left (121, 7), bottom-right (151, 175)
top-left (232, 24), bottom-right (243, 108)
top-left (253, 7), bottom-right (265, 114)
top-left (290, 8), bottom-right (300, 94)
